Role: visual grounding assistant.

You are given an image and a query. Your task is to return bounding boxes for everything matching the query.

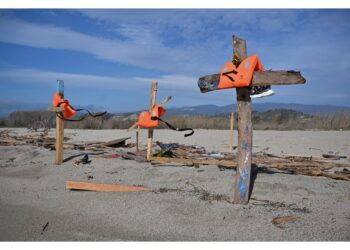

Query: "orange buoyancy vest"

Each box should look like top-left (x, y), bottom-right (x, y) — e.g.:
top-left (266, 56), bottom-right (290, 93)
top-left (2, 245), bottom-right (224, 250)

top-left (52, 93), bottom-right (77, 119)
top-left (218, 54), bottom-right (264, 89)
top-left (138, 105), bottom-right (166, 128)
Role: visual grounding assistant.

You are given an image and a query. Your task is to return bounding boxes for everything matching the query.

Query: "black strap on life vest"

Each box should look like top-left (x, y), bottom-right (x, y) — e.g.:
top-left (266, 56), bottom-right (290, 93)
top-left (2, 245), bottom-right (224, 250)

top-left (151, 116), bottom-right (194, 137)
top-left (222, 69), bottom-right (238, 82)
top-left (56, 101), bottom-right (107, 122)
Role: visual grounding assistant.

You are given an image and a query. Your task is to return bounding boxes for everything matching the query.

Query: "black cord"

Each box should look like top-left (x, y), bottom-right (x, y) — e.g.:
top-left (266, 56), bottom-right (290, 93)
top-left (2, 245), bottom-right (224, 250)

top-left (55, 101), bottom-right (106, 122)
top-left (152, 116), bottom-right (194, 137)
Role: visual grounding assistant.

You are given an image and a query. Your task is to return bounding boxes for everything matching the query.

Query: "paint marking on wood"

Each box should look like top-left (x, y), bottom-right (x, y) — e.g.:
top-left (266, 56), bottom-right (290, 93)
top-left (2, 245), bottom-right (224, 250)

top-left (233, 36), bottom-right (252, 204)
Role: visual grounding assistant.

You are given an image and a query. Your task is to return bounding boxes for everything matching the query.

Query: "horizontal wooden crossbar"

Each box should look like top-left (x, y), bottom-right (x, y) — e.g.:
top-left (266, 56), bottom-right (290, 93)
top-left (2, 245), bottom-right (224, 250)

top-left (199, 70), bottom-right (306, 87)
top-left (48, 106), bottom-right (64, 112)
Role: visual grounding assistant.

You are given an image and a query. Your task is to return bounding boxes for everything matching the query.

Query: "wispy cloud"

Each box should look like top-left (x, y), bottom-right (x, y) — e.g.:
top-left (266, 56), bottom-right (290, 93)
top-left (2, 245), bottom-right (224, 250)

top-left (0, 10), bottom-right (349, 108)
top-left (0, 68), bottom-right (198, 91)
top-left (0, 15), bottom-right (219, 76)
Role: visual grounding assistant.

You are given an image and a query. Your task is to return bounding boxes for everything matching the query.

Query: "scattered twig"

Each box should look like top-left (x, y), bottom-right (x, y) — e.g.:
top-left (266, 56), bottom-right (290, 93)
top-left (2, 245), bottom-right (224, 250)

top-left (41, 221), bottom-right (49, 234)
top-left (272, 216), bottom-right (299, 228)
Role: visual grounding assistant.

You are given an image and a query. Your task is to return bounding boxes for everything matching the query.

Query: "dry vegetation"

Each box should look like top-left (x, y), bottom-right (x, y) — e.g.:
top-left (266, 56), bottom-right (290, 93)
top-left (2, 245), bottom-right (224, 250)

top-left (1, 109), bottom-right (350, 130)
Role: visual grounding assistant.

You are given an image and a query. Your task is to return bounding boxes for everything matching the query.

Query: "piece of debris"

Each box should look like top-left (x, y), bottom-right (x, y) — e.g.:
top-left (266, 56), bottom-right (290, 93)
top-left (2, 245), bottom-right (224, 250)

top-left (272, 215), bottom-right (299, 228)
top-left (0, 130), bottom-right (131, 151)
top-left (81, 154), bottom-right (91, 164)
top-left (73, 159), bottom-right (82, 166)
top-left (87, 175), bottom-right (94, 180)
top-left (154, 149), bottom-right (174, 158)
top-left (156, 141), bottom-right (179, 151)
top-left (206, 151), bottom-right (224, 158)
top-left (66, 180), bottom-right (150, 192)
top-left (250, 198), bottom-right (310, 214)
top-left (41, 221), bottom-right (49, 234)
top-left (284, 154), bottom-right (328, 161)
top-left (322, 154), bottom-right (346, 160)
top-left (94, 154), bottom-right (120, 159)
top-left (2, 128), bottom-right (349, 181)
top-left (103, 137), bottom-right (131, 148)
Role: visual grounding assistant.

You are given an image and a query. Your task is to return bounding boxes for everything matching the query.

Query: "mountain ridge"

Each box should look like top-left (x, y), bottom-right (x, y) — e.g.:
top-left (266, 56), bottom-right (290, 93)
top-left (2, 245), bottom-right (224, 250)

top-left (1, 101), bottom-right (350, 117)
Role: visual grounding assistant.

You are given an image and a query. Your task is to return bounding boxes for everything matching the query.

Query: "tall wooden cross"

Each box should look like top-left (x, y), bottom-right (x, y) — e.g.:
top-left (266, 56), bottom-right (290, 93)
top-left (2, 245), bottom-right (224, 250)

top-left (199, 35), bottom-right (306, 204)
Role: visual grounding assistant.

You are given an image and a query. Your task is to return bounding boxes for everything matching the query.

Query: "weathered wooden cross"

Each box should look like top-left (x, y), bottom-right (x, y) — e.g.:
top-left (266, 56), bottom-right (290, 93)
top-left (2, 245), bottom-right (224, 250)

top-left (200, 35), bottom-right (306, 204)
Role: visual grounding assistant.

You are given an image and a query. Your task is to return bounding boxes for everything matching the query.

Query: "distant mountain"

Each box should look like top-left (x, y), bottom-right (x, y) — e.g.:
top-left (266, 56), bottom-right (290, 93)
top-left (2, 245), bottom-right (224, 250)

top-left (1, 101), bottom-right (350, 118)
top-left (0, 101), bottom-right (105, 118)
top-left (165, 103), bottom-right (350, 116)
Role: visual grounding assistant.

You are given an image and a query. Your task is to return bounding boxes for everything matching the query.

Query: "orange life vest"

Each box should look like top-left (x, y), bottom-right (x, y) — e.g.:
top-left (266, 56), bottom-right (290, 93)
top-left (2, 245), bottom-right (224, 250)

top-left (52, 93), bottom-right (77, 119)
top-left (218, 54), bottom-right (264, 89)
top-left (138, 105), bottom-right (166, 128)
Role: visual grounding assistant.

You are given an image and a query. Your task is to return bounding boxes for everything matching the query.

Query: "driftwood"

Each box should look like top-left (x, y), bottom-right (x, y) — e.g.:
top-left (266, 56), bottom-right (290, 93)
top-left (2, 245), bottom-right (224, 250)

top-left (1, 130), bottom-right (349, 181)
top-left (0, 130), bottom-right (131, 152)
top-left (149, 143), bottom-right (350, 181)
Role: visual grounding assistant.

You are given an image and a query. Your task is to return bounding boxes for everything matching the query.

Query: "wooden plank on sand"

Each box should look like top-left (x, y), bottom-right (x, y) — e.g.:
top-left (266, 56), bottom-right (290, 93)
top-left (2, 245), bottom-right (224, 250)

top-left (66, 181), bottom-right (150, 192)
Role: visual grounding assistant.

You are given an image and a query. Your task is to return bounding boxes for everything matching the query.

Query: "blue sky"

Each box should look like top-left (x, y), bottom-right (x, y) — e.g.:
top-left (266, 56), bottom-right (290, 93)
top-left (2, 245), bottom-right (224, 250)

top-left (0, 9), bottom-right (349, 112)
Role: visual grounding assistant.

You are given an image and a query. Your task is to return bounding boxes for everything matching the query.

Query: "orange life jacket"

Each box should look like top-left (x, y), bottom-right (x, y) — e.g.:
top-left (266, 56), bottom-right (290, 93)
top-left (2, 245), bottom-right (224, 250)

top-left (52, 93), bottom-right (77, 119)
top-left (138, 105), bottom-right (166, 128)
top-left (218, 54), bottom-right (264, 89)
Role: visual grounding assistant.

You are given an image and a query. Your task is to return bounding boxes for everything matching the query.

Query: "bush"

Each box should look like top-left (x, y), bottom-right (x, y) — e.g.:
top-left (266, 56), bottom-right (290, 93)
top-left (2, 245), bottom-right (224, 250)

top-left (2, 109), bottom-right (350, 130)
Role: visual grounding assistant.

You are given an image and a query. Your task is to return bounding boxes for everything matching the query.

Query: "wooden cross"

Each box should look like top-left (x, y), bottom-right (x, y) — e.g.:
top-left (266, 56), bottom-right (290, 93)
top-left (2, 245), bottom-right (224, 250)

top-left (199, 35), bottom-right (306, 204)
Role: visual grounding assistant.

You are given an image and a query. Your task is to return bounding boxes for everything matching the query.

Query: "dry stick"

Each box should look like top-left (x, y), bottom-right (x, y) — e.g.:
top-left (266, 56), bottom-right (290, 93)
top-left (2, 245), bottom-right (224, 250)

top-left (147, 80), bottom-right (158, 161)
top-left (233, 35), bottom-right (252, 204)
top-left (127, 122), bottom-right (138, 132)
top-left (229, 112), bottom-right (234, 152)
top-left (159, 96), bottom-right (172, 106)
top-left (55, 80), bottom-right (64, 165)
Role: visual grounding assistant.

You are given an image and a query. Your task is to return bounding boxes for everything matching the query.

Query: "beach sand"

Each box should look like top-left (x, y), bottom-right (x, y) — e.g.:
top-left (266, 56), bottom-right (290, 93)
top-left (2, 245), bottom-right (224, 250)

top-left (0, 128), bottom-right (349, 241)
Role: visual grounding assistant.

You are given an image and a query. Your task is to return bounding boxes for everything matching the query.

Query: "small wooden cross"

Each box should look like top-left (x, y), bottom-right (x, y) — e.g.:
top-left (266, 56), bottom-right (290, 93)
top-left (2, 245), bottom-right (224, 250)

top-left (199, 35), bottom-right (306, 204)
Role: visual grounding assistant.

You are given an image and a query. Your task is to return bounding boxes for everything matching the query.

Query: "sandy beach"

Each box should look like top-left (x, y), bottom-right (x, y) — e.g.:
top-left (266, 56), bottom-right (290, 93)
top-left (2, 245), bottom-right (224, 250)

top-left (0, 128), bottom-right (349, 241)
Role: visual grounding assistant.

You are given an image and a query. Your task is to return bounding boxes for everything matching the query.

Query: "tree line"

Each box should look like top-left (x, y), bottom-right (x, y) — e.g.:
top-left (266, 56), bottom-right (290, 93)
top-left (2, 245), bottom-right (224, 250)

top-left (0, 109), bottom-right (349, 130)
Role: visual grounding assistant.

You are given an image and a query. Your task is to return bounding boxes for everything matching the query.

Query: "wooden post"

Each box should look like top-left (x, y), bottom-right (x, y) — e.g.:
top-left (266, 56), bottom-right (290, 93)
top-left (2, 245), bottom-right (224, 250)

top-left (136, 125), bottom-right (140, 152)
top-left (146, 81), bottom-right (158, 160)
top-left (55, 80), bottom-right (64, 165)
top-left (233, 36), bottom-right (252, 204)
top-left (229, 112), bottom-right (234, 152)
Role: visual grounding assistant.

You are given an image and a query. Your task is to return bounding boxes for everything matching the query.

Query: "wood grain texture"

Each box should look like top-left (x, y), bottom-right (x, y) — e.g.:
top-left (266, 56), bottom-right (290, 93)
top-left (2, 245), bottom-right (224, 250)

top-left (55, 115), bottom-right (64, 165)
top-left (198, 70), bottom-right (305, 89)
top-left (48, 106), bottom-right (65, 112)
top-left (147, 81), bottom-right (158, 161)
top-left (66, 181), bottom-right (150, 192)
top-left (252, 70), bottom-right (306, 86)
top-left (233, 35), bottom-right (252, 204)
top-left (55, 81), bottom-right (64, 165)
top-left (150, 156), bottom-right (237, 167)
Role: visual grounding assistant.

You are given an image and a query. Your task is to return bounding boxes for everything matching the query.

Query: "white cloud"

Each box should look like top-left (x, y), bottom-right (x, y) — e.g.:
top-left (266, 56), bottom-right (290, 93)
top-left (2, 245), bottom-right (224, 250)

top-left (0, 15), bottom-right (221, 76)
top-left (1, 10), bottom-right (349, 107)
top-left (0, 68), bottom-right (199, 91)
